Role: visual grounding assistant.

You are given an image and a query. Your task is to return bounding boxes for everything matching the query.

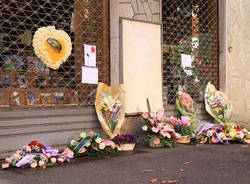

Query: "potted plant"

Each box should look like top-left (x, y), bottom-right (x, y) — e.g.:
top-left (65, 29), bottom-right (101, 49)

top-left (166, 116), bottom-right (192, 144)
top-left (113, 134), bottom-right (136, 151)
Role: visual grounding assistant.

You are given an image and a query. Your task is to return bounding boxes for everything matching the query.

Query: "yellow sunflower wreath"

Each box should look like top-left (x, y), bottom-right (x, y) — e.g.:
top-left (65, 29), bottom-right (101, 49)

top-left (33, 26), bottom-right (72, 70)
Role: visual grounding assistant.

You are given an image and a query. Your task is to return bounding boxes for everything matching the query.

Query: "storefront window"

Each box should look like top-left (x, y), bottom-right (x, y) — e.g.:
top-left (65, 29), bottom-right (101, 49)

top-left (0, 0), bottom-right (109, 108)
top-left (162, 0), bottom-right (219, 105)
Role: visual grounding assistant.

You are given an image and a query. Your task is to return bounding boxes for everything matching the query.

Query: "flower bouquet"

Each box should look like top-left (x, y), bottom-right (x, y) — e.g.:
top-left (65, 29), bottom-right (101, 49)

top-left (69, 131), bottom-right (118, 158)
top-left (1, 141), bottom-right (73, 170)
top-left (205, 82), bottom-right (232, 125)
top-left (95, 83), bottom-right (125, 139)
top-left (176, 91), bottom-right (198, 132)
top-left (196, 122), bottom-right (250, 144)
top-left (166, 116), bottom-right (192, 144)
top-left (113, 134), bottom-right (136, 151)
top-left (141, 99), bottom-right (176, 148)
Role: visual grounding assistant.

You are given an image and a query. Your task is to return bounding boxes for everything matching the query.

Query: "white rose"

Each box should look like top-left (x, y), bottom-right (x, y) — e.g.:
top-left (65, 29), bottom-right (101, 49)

top-left (95, 137), bottom-right (102, 144)
top-left (217, 132), bottom-right (225, 139)
top-left (80, 132), bottom-right (87, 139)
top-left (13, 154), bottom-right (21, 161)
top-left (237, 131), bottom-right (245, 139)
top-left (70, 139), bottom-right (78, 146)
top-left (50, 157), bottom-right (57, 164)
top-left (5, 157), bottom-right (11, 163)
top-left (98, 142), bottom-right (106, 150)
top-left (39, 160), bottom-right (45, 167)
top-left (206, 130), bottom-right (214, 137)
top-left (176, 133), bottom-right (181, 138)
top-left (30, 162), bottom-right (37, 168)
top-left (85, 141), bottom-right (91, 147)
top-left (142, 126), bottom-right (148, 131)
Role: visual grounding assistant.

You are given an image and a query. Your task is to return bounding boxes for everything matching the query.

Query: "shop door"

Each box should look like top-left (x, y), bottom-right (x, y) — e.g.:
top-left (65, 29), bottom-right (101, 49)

top-left (162, 0), bottom-right (219, 109)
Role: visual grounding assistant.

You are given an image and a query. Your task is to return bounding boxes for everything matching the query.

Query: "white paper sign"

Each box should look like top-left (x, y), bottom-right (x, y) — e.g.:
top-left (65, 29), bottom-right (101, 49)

top-left (181, 54), bottom-right (192, 67)
top-left (84, 44), bottom-right (96, 67)
top-left (81, 66), bottom-right (98, 84)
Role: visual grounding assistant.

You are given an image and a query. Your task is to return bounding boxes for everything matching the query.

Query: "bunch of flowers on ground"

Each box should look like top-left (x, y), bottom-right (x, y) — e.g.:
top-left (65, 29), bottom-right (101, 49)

top-left (141, 101), bottom-right (176, 148)
top-left (69, 131), bottom-right (118, 158)
top-left (1, 141), bottom-right (73, 170)
top-left (196, 122), bottom-right (250, 144)
top-left (205, 82), bottom-right (232, 125)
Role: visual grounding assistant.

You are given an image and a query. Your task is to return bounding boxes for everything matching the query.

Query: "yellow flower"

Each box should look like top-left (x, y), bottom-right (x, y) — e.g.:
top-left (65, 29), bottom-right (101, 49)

top-left (229, 128), bottom-right (237, 139)
top-left (33, 26), bottom-right (72, 69)
top-left (214, 106), bottom-right (222, 113)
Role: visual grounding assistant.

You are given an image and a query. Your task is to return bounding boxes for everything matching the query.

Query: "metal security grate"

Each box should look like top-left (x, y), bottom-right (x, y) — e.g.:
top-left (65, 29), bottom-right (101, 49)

top-left (162, 0), bottom-right (219, 105)
top-left (0, 0), bottom-right (109, 108)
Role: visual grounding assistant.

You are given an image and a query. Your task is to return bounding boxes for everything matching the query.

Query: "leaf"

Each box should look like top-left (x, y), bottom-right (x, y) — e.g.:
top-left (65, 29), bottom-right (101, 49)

top-left (183, 161), bottom-right (191, 165)
top-left (167, 180), bottom-right (178, 183)
top-left (241, 145), bottom-right (248, 148)
top-left (147, 98), bottom-right (151, 113)
top-left (150, 178), bottom-right (158, 183)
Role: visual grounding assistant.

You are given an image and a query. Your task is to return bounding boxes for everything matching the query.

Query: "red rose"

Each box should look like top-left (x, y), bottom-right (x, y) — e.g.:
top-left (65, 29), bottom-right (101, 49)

top-left (29, 141), bottom-right (38, 147)
top-left (37, 143), bottom-right (44, 149)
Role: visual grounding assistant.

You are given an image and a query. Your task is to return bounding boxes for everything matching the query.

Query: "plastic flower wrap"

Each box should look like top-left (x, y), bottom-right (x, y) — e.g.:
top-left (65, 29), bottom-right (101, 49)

top-left (205, 82), bottom-right (232, 124)
top-left (95, 83), bottom-right (125, 139)
top-left (33, 26), bottom-right (72, 69)
top-left (176, 91), bottom-right (198, 132)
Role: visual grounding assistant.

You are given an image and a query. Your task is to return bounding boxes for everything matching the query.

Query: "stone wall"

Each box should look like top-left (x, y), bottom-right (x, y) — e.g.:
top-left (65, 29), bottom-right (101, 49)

top-left (226, 0), bottom-right (250, 128)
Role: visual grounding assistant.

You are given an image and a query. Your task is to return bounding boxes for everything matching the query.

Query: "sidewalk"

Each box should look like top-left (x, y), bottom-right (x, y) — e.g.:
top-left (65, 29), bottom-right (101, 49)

top-left (0, 144), bottom-right (249, 184)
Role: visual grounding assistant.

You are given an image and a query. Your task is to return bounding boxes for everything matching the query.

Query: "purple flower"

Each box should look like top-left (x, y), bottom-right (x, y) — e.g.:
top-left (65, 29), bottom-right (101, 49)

top-left (116, 135), bottom-right (125, 142)
top-left (127, 135), bottom-right (136, 142)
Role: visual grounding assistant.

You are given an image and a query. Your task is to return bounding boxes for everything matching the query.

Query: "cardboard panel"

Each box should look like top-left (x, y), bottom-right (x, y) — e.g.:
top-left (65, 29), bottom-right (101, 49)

top-left (120, 19), bottom-right (163, 114)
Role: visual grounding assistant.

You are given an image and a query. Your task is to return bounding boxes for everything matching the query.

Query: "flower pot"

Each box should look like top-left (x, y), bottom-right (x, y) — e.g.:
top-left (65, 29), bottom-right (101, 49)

top-left (119, 143), bottom-right (135, 151)
top-left (176, 135), bottom-right (190, 144)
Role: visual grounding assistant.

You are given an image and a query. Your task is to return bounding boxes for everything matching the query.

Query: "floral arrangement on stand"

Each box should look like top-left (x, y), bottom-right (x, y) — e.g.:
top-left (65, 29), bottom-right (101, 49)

top-left (166, 116), bottom-right (192, 144)
top-left (141, 99), bottom-right (176, 148)
top-left (176, 90), bottom-right (198, 132)
top-left (69, 131), bottom-right (118, 158)
top-left (113, 134), bottom-right (136, 151)
top-left (1, 141), bottom-right (73, 170)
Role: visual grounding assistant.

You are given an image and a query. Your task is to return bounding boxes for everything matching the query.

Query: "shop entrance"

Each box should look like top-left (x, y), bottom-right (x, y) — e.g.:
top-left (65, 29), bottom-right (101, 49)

top-left (162, 0), bottom-right (219, 107)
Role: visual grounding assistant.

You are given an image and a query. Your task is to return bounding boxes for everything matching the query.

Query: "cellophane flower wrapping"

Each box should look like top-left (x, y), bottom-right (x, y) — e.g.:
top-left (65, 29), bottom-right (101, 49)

top-left (205, 82), bottom-right (232, 125)
top-left (95, 83), bottom-right (125, 139)
top-left (176, 90), bottom-right (198, 132)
